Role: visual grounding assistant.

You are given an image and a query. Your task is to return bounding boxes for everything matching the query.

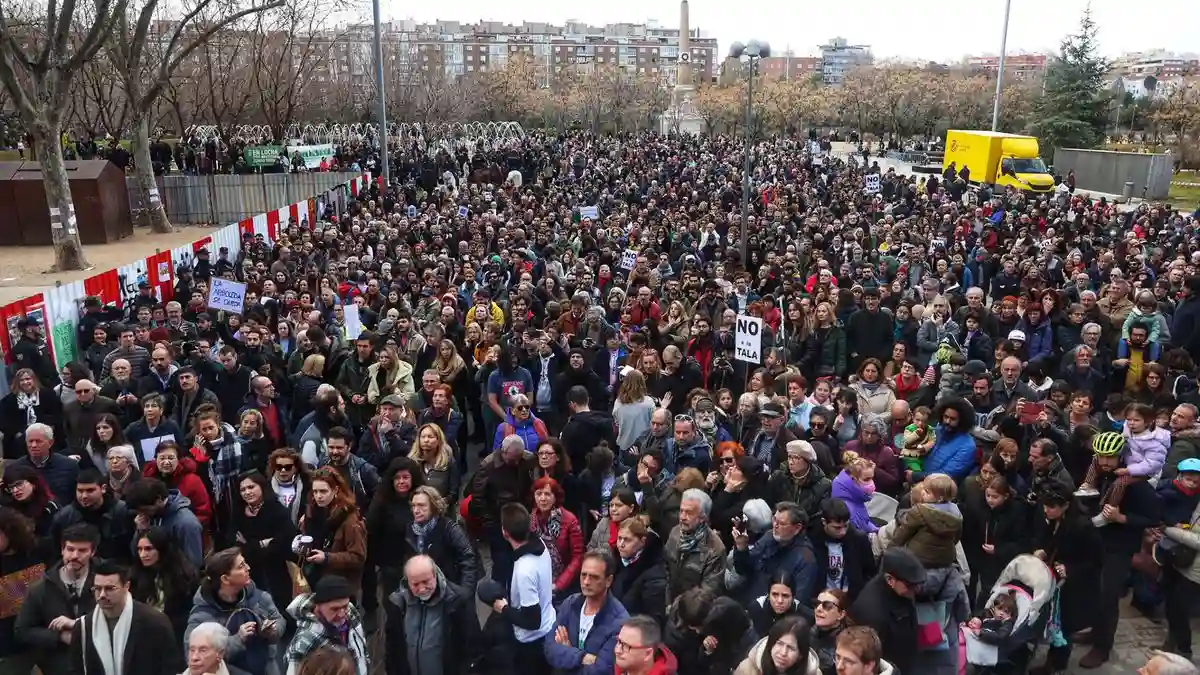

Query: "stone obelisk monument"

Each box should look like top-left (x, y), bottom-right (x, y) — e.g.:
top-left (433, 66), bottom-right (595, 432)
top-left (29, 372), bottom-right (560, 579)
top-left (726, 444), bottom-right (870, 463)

top-left (665, 0), bottom-right (704, 133)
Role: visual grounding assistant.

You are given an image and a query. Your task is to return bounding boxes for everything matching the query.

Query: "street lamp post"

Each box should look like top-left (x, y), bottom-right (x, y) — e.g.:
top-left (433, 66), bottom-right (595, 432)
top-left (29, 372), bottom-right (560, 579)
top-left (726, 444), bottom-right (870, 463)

top-left (371, 0), bottom-right (390, 186)
top-left (990, 0), bottom-right (1012, 132)
top-left (729, 40), bottom-right (770, 265)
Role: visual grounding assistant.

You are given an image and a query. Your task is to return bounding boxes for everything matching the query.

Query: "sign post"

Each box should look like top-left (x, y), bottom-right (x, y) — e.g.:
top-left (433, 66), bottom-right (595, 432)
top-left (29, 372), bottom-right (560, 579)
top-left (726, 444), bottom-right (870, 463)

top-left (734, 314), bottom-right (763, 364)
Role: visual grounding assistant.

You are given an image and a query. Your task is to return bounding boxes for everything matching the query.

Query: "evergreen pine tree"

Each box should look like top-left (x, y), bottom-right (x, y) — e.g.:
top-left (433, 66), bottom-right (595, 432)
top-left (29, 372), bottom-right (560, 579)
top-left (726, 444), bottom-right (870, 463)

top-left (1031, 8), bottom-right (1111, 153)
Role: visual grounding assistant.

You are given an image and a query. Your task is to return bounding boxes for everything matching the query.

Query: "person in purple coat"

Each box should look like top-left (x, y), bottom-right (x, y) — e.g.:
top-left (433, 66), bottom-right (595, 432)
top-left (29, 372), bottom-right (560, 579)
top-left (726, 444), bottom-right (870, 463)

top-left (831, 451), bottom-right (878, 533)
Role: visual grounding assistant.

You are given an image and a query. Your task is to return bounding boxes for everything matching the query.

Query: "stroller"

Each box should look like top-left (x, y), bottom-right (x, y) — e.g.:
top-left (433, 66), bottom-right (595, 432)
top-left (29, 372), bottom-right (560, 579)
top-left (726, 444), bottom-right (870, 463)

top-left (960, 554), bottom-right (1056, 674)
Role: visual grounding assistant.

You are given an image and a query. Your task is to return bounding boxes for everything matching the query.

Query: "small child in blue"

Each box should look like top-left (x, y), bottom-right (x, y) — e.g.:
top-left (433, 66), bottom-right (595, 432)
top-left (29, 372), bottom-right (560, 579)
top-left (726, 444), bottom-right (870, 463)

top-left (1155, 458), bottom-right (1200, 566)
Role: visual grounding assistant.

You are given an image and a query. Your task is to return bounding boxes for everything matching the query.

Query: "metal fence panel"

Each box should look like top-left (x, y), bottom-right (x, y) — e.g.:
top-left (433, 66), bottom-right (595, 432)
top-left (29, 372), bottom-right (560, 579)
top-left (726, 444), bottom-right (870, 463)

top-left (1052, 148), bottom-right (1173, 200)
top-left (126, 172), bottom-right (362, 225)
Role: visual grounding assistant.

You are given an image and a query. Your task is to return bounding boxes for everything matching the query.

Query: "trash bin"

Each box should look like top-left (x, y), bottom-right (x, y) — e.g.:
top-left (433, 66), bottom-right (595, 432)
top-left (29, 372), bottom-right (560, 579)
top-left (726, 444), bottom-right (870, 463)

top-left (1123, 181), bottom-right (1135, 201)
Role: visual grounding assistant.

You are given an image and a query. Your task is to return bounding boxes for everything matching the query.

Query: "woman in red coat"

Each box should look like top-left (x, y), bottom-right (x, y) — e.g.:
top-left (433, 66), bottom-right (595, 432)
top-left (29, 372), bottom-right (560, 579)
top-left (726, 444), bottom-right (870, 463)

top-left (141, 440), bottom-right (213, 529)
top-left (530, 476), bottom-right (584, 602)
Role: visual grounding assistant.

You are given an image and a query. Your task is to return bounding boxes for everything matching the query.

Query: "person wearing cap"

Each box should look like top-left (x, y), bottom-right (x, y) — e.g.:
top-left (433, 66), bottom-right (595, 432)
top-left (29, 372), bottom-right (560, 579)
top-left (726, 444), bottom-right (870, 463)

top-left (746, 401), bottom-right (799, 471)
top-left (285, 575), bottom-right (369, 675)
top-left (76, 295), bottom-right (123, 354)
top-left (767, 440), bottom-right (833, 522)
top-left (10, 316), bottom-right (58, 389)
top-left (848, 548), bottom-right (923, 675)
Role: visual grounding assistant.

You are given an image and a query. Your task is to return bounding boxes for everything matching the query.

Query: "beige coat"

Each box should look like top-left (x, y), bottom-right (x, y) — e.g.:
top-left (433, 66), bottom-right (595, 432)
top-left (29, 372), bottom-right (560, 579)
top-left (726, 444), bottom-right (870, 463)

top-left (1164, 500), bottom-right (1200, 585)
top-left (734, 637), bottom-right (821, 675)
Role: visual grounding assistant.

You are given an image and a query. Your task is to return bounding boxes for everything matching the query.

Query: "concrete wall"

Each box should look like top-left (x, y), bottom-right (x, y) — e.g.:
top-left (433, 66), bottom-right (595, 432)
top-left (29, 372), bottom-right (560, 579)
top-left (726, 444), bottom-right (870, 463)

top-left (1052, 148), bottom-right (1173, 199)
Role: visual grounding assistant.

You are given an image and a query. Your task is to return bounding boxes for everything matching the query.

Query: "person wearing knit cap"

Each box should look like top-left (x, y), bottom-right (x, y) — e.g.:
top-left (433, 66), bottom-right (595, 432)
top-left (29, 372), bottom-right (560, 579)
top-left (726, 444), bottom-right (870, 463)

top-left (284, 575), bottom-right (369, 675)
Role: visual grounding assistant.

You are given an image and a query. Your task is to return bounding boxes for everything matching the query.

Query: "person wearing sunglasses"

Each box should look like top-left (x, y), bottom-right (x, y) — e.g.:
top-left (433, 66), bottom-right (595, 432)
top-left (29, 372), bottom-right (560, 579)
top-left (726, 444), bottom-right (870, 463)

top-left (491, 393), bottom-right (549, 458)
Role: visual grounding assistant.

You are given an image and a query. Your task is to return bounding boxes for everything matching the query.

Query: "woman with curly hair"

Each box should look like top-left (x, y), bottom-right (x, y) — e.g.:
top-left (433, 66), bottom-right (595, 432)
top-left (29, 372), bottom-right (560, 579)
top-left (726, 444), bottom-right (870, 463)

top-left (295, 467), bottom-right (366, 594)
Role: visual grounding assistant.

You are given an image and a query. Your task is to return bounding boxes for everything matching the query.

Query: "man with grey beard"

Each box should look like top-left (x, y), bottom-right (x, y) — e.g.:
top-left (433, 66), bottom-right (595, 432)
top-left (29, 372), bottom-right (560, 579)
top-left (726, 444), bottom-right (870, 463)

top-left (385, 555), bottom-right (483, 675)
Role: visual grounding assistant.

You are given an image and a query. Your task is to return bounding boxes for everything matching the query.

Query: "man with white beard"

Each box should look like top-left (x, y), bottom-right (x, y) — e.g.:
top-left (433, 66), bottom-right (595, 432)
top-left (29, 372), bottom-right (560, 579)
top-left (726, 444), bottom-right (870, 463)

top-left (385, 555), bottom-right (483, 675)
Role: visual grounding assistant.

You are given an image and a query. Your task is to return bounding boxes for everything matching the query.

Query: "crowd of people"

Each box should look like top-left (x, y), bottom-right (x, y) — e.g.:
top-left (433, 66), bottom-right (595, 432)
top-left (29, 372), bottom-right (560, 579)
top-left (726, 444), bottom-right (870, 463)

top-left (1, 129), bottom-right (1200, 675)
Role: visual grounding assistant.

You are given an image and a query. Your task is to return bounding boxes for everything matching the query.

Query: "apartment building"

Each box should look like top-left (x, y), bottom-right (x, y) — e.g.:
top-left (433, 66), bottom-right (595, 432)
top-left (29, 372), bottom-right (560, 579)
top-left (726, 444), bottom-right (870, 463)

top-left (964, 53), bottom-right (1048, 80)
top-left (819, 37), bottom-right (873, 86)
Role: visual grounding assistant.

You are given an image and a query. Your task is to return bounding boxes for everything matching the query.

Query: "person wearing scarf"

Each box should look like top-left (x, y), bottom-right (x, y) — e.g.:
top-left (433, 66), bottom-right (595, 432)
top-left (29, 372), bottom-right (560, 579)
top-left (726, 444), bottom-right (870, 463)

top-left (1, 368), bottom-right (62, 460)
top-left (190, 410), bottom-right (245, 529)
top-left (74, 560), bottom-right (180, 675)
top-left (530, 476), bottom-right (583, 602)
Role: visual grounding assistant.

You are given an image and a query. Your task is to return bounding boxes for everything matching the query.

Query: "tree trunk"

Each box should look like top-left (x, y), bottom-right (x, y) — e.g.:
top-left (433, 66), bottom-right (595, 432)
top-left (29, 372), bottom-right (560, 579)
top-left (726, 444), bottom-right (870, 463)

top-left (132, 114), bottom-right (172, 233)
top-left (33, 131), bottom-right (90, 271)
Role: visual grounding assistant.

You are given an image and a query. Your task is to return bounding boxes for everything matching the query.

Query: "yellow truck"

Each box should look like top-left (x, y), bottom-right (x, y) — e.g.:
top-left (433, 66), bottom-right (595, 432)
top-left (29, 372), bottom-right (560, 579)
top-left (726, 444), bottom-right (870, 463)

top-left (942, 130), bottom-right (1055, 193)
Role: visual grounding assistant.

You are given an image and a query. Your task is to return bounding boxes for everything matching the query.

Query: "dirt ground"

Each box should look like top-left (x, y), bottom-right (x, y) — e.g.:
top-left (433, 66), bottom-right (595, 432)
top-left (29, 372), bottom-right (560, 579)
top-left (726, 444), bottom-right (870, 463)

top-left (0, 225), bottom-right (217, 305)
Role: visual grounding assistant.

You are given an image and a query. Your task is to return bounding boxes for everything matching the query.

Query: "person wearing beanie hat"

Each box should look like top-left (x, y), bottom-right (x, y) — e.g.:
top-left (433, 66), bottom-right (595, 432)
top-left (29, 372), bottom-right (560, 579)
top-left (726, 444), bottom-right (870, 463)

top-left (285, 574), bottom-right (369, 675)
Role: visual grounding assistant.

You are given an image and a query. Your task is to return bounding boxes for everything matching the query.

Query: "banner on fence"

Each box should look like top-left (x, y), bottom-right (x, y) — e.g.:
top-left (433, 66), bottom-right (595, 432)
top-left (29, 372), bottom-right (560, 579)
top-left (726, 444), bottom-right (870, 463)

top-left (244, 146), bottom-right (285, 168)
top-left (287, 144), bottom-right (335, 169)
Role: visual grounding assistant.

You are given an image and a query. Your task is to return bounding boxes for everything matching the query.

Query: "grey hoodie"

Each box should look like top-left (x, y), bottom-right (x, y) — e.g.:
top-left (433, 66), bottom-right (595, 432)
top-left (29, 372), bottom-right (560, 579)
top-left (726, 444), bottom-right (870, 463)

top-left (149, 490), bottom-right (204, 567)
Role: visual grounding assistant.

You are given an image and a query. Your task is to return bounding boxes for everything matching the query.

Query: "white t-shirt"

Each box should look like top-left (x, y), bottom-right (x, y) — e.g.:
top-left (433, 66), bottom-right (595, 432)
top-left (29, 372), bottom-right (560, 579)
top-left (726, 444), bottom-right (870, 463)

top-left (511, 545), bottom-right (556, 643)
top-left (578, 606), bottom-right (596, 648)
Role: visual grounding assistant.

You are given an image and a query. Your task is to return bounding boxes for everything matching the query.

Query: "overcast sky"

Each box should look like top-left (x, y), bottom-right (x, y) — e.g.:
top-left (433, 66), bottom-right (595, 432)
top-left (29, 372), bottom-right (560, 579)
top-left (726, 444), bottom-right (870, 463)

top-left (379, 0), bottom-right (1195, 63)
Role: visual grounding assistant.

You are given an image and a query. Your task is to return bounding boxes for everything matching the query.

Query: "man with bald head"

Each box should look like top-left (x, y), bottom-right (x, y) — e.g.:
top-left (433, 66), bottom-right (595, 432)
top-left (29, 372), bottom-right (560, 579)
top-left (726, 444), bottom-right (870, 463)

top-left (62, 378), bottom-right (120, 455)
top-left (241, 375), bottom-right (288, 448)
top-left (386, 554), bottom-right (483, 675)
top-left (991, 356), bottom-right (1038, 409)
top-left (99, 358), bottom-right (142, 427)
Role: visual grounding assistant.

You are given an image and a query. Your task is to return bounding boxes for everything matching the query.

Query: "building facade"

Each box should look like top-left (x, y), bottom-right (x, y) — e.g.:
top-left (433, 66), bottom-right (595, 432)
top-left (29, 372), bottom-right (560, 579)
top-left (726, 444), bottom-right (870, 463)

top-left (964, 53), bottom-right (1048, 80)
top-left (819, 37), bottom-right (872, 85)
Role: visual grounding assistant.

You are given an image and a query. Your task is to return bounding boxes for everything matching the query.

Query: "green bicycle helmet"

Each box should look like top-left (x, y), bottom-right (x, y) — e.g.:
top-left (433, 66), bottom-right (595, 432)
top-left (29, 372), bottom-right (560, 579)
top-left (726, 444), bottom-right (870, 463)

top-left (1091, 431), bottom-right (1125, 457)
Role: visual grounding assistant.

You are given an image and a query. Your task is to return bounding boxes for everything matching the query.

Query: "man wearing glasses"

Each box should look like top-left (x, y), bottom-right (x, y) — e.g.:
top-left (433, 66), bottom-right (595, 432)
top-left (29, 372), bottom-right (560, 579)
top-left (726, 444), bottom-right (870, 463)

top-left (613, 615), bottom-right (678, 675)
top-left (62, 379), bottom-right (120, 456)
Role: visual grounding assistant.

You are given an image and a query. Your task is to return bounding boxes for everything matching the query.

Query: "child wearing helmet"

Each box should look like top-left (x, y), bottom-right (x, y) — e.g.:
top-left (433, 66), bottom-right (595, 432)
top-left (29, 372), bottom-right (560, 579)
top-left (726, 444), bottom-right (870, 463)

top-left (1077, 403), bottom-right (1169, 523)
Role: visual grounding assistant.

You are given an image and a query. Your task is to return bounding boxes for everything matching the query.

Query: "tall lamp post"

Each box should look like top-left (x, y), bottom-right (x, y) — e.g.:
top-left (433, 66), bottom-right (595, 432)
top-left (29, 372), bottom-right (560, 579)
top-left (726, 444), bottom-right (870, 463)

top-left (371, 0), bottom-right (390, 185)
top-left (729, 39), bottom-right (770, 265)
top-left (990, 0), bottom-right (1012, 132)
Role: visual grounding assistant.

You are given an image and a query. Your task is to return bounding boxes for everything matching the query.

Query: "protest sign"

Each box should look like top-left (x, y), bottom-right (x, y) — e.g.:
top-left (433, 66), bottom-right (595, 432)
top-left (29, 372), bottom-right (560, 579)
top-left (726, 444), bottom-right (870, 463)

top-left (864, 174), bottom-right (881, 194)
top-left (735, 314), bottom-right (763, 364)
top-left (344, 304), bottom-right (363, 340)
top-left (458, 206), bottom-right (468, 218)
top-left (580, 205), bottom-right (599, 220)
top-left (208, 278), bottom-right (247, 314)
top-left (620, 249), bottom-right (638, 270)
top-left (407, 205), bottom-right (417, 218)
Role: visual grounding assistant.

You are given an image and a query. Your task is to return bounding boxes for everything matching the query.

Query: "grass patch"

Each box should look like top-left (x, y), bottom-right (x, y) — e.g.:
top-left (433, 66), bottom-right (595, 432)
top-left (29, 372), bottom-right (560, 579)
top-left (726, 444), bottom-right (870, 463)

top-left (1168, 179), bottom-right (1200, 212)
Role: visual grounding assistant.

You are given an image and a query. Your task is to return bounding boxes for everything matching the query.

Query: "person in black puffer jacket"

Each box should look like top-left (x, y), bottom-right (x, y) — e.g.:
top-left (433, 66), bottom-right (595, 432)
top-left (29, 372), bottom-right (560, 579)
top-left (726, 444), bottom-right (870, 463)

top-left (610, 519), bottom-right (668, 627)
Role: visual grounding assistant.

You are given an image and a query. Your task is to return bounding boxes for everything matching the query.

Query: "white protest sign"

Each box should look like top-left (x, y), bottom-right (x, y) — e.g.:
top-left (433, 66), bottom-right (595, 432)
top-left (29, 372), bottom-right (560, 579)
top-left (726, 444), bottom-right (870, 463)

top-left (735, 314), bottom-right (763, 364)
top-left (864, 174), bottom-right (881, 194)
top-left (809, 140), bottom-right (821, 154)
top-left (620, 249), bottom-right (638, 270)
top-left (580, 205), bottom-right (599, 220)
top-left (208, 278), bottom-right (247, 314)
top-left (344, 304), bottom-right (363, 340)
top-left (407, 205), bottom-right (417, 217)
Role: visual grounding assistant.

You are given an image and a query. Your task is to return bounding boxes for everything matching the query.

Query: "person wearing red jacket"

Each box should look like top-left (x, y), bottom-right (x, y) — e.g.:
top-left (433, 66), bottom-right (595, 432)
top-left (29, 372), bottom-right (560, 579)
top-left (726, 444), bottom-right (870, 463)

top-left (141, 441), bottom-right (213, 530)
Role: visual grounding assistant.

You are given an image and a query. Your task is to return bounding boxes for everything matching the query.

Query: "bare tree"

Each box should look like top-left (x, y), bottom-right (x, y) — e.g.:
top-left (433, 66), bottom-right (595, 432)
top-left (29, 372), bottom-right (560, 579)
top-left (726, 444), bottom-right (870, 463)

top-left (0, 0), bottom-right (125, 269)
top-left (109, 0), bottom-right (285, 233)
top-left (249, 0), bottom-right (346, 142)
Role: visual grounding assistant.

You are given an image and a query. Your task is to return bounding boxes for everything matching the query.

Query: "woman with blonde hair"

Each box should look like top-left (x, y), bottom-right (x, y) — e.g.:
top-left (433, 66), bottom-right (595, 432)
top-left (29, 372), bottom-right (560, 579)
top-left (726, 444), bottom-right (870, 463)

top-left (407, 423), bottom-right (460, 509)
top-left (367, 344), bottom-right (415, 404)
top-left (236, 409), bottom-right (271, 473)
top-left (830, 450), bottom-right (879, 533)
top-left (613, 369), bottom-right (655, 453)
top-left (291, 353), bottom-right (325, 426)
top-left (658, 300), bottom-right (690, 348)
